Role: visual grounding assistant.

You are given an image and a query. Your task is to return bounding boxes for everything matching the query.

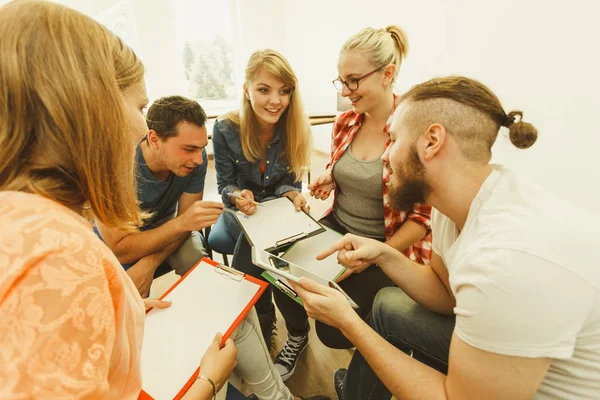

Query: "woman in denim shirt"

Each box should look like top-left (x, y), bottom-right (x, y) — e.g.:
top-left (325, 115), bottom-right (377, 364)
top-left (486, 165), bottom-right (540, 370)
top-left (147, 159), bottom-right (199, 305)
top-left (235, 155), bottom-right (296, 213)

top-left (209, 49), bottom-right (311, 351)
top-left (212, 120), bottom-right (304, 208)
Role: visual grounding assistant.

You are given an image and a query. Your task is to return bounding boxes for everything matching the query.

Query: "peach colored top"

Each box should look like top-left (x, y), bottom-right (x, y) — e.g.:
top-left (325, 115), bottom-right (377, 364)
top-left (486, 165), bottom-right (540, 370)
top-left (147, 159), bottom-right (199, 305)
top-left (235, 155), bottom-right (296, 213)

top-left (0, 191), bottom-right (145, 399)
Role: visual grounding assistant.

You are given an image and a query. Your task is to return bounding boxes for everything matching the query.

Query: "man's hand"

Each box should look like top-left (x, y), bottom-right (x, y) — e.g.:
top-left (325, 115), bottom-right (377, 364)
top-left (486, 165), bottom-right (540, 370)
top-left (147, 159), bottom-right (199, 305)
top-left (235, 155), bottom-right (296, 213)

top-left (308, 174), bottom-right (334, 200)
top-left (291, 277), bottom-right (361, 332)
top-left (317, 233), bottom-right (388, 273)
top-left (177, 201), bottom-right (224, 232)
top-left (198, 333), bottom-right (237, 393)
top-left (335, 268), bottom-right (354, 283)
top-left (235, 189), bottom-right (257, 216)
top-left (127, 258), bottom-right (160, 298)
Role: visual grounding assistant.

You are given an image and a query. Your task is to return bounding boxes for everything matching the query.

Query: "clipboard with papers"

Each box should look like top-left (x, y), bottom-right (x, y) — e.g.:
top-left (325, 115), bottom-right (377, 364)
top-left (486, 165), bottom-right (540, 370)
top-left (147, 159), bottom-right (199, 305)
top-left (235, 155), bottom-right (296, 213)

top-left (138, 258), bottom-right (268, 400)
top-left (251, 246), bottom-right (358, 309)
top-left (281, 225), bottom-right (347, 283)
top-left (232, 196), bottom-right (325, 252)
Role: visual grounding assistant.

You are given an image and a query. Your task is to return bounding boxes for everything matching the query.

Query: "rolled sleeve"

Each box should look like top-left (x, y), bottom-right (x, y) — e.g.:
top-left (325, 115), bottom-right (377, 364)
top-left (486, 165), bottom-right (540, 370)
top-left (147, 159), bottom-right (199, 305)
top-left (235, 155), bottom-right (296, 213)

top-left (212, 121), bottom-right (241, 206)
top-left (275, 184), bottom-right (300, 197)
top-left (407, 203), bottom-right (432, 231)
top-left (274, 171), bottom-right (301, 197)
top-left (221, 184), bottom-right (241, 207)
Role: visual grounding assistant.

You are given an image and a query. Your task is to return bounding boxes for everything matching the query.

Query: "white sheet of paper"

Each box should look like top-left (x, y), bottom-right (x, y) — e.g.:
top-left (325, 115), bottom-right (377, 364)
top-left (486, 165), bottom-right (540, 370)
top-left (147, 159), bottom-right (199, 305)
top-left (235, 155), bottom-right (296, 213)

top-left (141, 261), bottom-right (260, 399)
top-left (282, 226), bottom-right (345, 281)
top-left (237, 197), bottom-right (322, 250)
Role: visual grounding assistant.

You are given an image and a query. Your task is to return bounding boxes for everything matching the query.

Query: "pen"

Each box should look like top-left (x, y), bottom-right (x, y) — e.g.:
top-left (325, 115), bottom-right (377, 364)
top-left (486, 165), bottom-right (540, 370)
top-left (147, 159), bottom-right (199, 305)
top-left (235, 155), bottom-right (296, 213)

top-left (305, 193), bottom-right (312, 209)
top-left (227, 192), bottom-right (261, 206)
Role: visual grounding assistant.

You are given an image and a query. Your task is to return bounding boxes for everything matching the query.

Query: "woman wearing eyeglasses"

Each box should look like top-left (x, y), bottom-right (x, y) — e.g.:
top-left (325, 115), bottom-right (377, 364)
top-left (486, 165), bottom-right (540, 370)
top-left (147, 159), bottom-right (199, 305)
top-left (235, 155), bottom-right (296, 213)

top-left (272, 25), bottom-right (433, 377)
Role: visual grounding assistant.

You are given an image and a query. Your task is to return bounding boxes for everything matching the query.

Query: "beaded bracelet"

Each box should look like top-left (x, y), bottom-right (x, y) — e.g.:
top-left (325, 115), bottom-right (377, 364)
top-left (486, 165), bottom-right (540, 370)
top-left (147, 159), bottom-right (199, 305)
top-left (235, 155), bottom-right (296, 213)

top-left (197, 375), bottom-right (217, 399)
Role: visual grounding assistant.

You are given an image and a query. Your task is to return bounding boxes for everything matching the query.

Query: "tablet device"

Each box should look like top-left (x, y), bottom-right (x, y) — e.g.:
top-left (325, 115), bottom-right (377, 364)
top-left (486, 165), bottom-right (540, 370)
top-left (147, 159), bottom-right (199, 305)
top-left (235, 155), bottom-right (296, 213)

top-left (252, 247), bottom-right (358, 309)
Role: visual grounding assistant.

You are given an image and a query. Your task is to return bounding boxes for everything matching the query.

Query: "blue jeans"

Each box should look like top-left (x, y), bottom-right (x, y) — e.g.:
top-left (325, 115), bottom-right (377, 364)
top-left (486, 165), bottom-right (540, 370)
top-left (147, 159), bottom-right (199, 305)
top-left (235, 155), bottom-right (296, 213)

top-left (342, 287), bottom-right (455, 400)
top-left (208, 207), bottom-right (241, 255)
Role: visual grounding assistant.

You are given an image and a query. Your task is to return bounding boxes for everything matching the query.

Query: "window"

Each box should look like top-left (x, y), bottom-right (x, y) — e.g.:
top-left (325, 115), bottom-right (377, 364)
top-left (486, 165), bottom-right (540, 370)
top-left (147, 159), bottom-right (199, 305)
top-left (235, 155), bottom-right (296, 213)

top-left (174, 0), bottom-right (240, 116)
top-left (95, 1), bottom-right (142, 58)
top-left (50, 0), bottom-right (242, 116)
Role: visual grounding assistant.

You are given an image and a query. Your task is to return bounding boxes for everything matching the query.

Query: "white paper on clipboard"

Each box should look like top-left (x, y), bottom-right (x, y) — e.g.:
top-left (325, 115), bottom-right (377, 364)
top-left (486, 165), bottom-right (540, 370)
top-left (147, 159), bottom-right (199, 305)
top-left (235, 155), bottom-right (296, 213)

top-left (235, 197), bottom-right (323, 251)
top-left (140, 260), bottom-right (263, 400)
top-left (281, 226), bottom-right (346, 282)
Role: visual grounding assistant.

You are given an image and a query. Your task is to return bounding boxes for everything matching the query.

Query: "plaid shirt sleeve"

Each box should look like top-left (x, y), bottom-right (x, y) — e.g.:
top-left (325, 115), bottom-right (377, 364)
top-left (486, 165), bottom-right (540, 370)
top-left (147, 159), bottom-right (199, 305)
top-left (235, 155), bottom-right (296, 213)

top-left (407, 204), bottom-right (432, 230)
top-left (327, 111), bottom-right (357, 172)
top-left (382, 179), bottom-right (433, 265)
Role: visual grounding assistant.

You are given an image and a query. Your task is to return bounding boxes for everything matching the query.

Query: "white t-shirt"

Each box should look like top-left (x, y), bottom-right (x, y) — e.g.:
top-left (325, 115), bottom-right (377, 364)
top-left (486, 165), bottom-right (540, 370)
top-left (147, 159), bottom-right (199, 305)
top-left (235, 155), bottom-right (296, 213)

top-left (431, 165), bottom-right (600, 399)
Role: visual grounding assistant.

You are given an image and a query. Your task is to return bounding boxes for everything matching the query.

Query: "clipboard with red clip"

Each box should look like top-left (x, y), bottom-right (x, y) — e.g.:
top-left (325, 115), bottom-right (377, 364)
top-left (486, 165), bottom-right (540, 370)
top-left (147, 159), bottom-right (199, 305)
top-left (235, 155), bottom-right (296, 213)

top-left (139, 257), bottom-right (267, 400)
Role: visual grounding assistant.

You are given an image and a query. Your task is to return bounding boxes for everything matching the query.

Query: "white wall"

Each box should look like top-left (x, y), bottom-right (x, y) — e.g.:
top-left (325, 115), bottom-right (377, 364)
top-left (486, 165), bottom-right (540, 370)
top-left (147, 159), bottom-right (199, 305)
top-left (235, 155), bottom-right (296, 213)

top-left (0, 0), bottom-right (185, 100)
top-left (277, 0), bottom-right (600, 215)
top-left (282, 0), bottom-right (451, 114)
top-left (236, 0), bottom-right (286, 61)
top-left (443, 0), bottom-right (600, 215)
top-left (129, 0), bottom-right (184, 99)
top-left (3, 0), bottom-right (598, 214)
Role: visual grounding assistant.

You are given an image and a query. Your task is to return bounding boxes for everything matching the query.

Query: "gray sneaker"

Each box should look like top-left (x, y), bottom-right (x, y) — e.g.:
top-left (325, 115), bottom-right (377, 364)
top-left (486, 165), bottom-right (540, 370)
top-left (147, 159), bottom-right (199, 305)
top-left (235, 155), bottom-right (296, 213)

top-left (274, 332), bottom-right (309, 381)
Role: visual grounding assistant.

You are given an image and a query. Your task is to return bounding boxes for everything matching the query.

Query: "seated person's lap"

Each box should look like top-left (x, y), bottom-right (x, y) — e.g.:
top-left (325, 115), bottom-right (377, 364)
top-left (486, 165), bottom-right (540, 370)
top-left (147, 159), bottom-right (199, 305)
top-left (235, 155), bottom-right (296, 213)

top-left (93, 226), bottom-right (205, 277)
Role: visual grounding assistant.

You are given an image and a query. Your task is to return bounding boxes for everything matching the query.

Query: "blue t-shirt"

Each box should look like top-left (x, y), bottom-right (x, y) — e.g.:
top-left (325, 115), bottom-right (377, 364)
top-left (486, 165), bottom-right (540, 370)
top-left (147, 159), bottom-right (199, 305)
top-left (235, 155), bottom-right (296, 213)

top-left (136, 141), bottom-right (208, 230)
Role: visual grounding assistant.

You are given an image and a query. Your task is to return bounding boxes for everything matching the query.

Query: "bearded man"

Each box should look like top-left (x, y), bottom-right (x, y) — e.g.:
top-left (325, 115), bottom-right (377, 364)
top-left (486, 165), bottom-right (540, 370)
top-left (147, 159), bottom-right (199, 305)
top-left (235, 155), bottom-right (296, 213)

top-left (292, 76), bottom-right (600, 400)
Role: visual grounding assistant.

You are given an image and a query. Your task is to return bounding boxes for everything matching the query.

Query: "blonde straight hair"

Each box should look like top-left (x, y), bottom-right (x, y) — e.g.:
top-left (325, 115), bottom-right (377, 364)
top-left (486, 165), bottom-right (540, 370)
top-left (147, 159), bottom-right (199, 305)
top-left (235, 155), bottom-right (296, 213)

top-left (0, 0), bottom-right (145, 231)
top-left (226, 49), bottom-right (310, 180)
top-left (342, 25), bottom-right (409, 84)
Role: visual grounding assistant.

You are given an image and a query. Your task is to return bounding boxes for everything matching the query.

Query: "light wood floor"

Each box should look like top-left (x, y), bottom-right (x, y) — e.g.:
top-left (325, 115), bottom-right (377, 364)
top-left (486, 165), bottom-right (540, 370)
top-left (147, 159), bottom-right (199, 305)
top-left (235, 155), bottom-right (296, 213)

top-left (150, 150), bottom-right (353, 398)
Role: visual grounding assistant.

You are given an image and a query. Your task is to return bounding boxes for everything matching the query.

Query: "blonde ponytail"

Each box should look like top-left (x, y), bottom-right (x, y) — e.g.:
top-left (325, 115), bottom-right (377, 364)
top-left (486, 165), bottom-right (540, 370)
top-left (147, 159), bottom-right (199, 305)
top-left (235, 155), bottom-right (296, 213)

top-left (342, 25), bottom-right (409, 84)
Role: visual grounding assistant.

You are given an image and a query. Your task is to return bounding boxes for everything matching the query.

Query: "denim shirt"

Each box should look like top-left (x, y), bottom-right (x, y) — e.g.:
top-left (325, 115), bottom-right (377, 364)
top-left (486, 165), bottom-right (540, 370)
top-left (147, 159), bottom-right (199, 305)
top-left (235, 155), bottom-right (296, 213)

top-left (212, 118), bottom-right (301, 207)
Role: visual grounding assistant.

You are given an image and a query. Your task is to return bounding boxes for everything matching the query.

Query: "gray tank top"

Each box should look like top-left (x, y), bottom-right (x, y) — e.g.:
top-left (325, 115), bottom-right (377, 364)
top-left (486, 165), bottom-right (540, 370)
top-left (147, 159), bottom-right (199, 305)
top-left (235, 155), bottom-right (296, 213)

top-left (332, 146), bottom-right (385, 239)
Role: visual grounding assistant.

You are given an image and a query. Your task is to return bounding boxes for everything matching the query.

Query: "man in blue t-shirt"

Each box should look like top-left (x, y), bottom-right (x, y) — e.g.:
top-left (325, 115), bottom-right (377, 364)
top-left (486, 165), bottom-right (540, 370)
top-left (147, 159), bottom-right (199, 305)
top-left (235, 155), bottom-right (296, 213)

top-left (97, 95), bottom-right (223, 296)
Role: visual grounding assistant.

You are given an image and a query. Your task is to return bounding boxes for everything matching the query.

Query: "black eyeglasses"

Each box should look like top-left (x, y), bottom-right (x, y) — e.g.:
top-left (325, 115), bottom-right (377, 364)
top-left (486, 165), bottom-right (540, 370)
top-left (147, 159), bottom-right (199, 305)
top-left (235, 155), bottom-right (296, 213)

top-left (332, 65), bottom-right (385, 92)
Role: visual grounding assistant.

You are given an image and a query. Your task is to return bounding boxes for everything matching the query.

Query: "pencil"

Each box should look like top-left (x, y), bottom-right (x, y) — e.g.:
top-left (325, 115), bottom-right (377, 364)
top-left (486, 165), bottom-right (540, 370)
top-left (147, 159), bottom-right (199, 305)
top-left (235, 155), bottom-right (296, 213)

top-left (227, 192), bottom-right (261, 206)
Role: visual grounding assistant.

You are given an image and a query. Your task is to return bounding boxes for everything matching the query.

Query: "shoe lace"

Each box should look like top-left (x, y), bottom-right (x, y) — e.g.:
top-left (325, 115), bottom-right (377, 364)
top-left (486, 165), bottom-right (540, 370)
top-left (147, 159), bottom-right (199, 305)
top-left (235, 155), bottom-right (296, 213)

top-left (276, 335), bottom-right (307, 367)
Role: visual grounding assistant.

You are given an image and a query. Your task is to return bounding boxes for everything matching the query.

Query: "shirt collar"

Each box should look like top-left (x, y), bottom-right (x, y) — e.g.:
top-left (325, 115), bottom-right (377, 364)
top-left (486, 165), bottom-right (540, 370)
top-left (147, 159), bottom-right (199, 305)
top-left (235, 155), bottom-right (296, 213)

top-left (270, 122), bottom-right (283, 144)
top-left (347, 112), bottom-right (362, 127)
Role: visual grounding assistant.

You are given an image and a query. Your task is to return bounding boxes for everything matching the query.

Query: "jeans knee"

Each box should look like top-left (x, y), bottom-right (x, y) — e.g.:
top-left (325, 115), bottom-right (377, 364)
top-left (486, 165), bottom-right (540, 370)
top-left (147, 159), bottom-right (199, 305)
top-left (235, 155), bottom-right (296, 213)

top-left (371, 287), bottom-right (410, 336)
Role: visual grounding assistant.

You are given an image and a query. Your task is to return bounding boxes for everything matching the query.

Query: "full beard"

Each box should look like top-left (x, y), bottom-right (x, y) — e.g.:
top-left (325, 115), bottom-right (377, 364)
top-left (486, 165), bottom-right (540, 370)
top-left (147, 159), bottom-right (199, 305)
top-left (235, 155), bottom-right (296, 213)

top-left (388, 147), bottom-right (431, 212)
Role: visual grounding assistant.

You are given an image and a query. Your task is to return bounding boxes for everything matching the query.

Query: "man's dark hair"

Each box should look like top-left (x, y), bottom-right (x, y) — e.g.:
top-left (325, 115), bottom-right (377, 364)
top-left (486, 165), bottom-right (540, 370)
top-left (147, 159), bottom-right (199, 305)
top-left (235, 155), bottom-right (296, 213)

top-left (146, 95), bottom-right (207, 140)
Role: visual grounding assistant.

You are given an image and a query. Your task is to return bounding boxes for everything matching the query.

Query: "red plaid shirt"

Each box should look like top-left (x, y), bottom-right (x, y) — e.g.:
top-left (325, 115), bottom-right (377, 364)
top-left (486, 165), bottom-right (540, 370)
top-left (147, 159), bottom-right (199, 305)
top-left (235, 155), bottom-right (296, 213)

top-left (323, 94), bottom-right (432, 265)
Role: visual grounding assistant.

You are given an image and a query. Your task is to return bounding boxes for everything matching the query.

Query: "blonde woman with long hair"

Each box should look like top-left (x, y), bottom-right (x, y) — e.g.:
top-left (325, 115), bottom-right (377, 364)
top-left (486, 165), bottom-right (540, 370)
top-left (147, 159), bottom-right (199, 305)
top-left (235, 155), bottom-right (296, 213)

top-left (209, 49), bottom-right (311, 353)
top-left (0, 2), bottom-right (326, 399)
top-left (271, 26), bottom-right (433, 380)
